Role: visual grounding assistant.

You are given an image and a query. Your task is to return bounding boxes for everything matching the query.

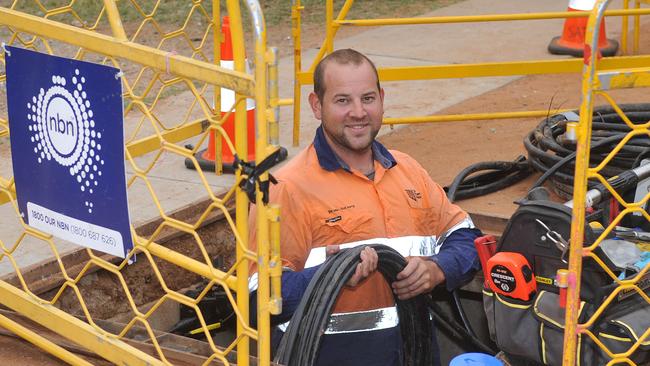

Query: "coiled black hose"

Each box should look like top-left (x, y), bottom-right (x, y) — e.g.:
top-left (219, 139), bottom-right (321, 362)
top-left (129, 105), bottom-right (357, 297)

top-left (446, 156), bottom-right (532, 202)
top-left (524, 103), bottom-right (650, 199)
top-left (274, 245), bottom-right (434, 366)
top-left (447, 104), bottom-right (650, 201)
top-left (274, 244), bottom-right (495, 366)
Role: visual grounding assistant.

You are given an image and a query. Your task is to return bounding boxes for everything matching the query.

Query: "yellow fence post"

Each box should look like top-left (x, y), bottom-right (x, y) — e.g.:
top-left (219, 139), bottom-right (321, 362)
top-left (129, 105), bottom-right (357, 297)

top-left (292, 0), bottom-right (302, 147)
top-left (213, 2), bottom-right (224, 175)
top-left (224, 2), bottom-right (252, 364)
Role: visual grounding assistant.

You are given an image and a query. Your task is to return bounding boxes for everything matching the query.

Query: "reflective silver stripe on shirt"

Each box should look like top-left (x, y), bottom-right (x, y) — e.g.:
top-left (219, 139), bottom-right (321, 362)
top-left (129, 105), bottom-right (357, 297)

top-left (248, 272), bottom-right (259, 292)
top-left (434, 216), bottom-right (476, 253)
top-left (304, 215), bottom-right (474, 269)
top-left (325, 306), bottom-right (399, 334)
top-left (304, 236), bottom-right (436, 268)
top-left (277, 320), bottom-right (290, 332)
top-left (276, 306), bottom-right (399, 335)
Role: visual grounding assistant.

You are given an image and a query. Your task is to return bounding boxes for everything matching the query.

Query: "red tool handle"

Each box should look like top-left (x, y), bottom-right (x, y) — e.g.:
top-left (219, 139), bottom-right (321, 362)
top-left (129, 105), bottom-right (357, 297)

top-left (474, 235), bottom-right (497, 286)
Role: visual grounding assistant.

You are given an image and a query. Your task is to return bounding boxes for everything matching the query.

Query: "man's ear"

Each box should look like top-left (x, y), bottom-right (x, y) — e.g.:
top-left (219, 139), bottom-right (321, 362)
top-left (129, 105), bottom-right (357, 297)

top-left (308, 92), bottom-right (322, 120)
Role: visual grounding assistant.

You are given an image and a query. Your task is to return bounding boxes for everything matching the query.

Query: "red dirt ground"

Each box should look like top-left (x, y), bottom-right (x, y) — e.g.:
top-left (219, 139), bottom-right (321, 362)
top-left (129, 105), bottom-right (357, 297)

top-left (379, 71), bottom-right (650, 218)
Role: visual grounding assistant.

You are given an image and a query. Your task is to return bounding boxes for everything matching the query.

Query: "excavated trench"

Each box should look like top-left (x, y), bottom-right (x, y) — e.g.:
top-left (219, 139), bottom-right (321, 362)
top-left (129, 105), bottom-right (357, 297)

top-left (1, 191), bottom-right (509, 364)
top-left (0, 196), bottom-right (246, 363)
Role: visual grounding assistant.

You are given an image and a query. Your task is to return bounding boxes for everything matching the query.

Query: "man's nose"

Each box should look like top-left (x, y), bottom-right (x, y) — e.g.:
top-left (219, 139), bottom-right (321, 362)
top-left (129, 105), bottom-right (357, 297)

top-left (349, 99), bottom-right (367, 119)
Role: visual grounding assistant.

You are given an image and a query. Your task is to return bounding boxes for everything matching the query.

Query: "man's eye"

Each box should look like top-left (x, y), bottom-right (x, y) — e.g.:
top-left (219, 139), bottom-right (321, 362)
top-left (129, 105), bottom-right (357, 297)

top-left (362, 96), bottom-right (375, 103)
top-left (336, 98), bottom-right (348, 104)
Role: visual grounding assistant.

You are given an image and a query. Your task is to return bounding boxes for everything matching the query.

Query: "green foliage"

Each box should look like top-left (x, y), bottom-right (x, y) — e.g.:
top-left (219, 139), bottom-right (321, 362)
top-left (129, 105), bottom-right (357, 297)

top-left (9, 0), bottom-right (457, 27)
top-left (264, 0), bottom-right (457, 25)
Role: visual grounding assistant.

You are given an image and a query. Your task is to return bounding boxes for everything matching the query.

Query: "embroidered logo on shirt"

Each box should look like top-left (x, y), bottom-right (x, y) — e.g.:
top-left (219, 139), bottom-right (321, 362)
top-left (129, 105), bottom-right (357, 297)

top-left (325, 215), bottom-right (342, 223)
top-left (327, 204), bottom-right (355, 214)
top-left (405, 189), bottom-right (422, 202)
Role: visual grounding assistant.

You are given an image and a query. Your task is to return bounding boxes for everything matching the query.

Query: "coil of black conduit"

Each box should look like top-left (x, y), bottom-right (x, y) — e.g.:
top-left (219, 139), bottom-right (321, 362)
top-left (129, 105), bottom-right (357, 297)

top-left (524, 103), bottom-right (650, 198)
top-left (274, 245), bottom-right (433, 366)
top-left (446, 156), bottom-right (532, 202)
top-left (447, 104), bottom-right (650, 202)
top-left (274, 244), bottom-right (495, 366)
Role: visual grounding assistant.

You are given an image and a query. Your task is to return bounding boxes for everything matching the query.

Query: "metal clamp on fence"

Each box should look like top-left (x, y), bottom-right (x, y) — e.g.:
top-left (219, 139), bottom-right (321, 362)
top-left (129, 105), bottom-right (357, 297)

top-left (236, 147), bottom-right (288, 204)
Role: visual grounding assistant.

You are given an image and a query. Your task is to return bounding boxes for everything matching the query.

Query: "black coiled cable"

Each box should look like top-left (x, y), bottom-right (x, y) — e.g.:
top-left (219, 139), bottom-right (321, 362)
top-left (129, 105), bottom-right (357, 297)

top-left (274, 244), bottom-right (495, 366)
top-left (274, 244), bottom-right (434, 366)
top-left (447, 104), bottom-right (650, 201)
top-left (446, 156), bottom-right (532, 202)
top-left (524, 103), bottom-right (650, 198)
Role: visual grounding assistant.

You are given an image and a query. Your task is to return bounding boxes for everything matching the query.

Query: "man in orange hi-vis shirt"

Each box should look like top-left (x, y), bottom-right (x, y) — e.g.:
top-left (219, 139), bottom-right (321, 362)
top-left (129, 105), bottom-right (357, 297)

top-left (249, 48), bottom-right (480, 366)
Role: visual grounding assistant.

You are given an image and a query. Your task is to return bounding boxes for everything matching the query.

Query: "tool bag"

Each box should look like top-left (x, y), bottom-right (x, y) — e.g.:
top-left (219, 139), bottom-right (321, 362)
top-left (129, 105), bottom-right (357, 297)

top-left (483, 199), bottom-right (650, 365)
top-left (497, 199), bottom-right (615, 303)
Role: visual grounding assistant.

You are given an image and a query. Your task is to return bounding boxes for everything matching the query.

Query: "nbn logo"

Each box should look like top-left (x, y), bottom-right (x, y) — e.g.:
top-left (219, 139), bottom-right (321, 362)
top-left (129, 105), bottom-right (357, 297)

top-left (26, 69), bottom-right (105, 211)
top-left (49, 112), bottom-right (75, 136)
top-left (44, 91), bottom-right (79, 157)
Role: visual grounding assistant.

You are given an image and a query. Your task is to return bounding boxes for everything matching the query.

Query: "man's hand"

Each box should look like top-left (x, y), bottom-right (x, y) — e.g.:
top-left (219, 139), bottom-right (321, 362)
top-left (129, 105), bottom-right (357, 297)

top-left (392, 257), bottom-right (445, 300)
top-left (326, 245), bottom-right (378, 287)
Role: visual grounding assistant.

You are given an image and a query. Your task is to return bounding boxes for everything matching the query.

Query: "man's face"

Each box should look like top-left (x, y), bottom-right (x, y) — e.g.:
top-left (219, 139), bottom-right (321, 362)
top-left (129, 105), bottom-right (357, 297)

top-left (309, 60), bottom-right (384, 154)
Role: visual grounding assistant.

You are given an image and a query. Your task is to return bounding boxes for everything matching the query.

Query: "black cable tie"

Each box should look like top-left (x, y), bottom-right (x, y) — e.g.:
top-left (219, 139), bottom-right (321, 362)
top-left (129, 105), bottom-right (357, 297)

top-left (235, 148), bottom-right (286, 204)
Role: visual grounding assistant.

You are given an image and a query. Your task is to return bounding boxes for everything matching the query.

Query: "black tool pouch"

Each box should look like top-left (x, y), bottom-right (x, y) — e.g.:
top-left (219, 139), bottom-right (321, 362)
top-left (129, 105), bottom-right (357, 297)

top-left (532, 290), bottom-right (597, 365)
top-left (483, 287), bottom-right (543, 364)
top-left (485, 277), bottom-right (650, 366)
top-left (594, 294), bottom-right (650, 364)
top-left (485, 197), bottom-right (649, 365)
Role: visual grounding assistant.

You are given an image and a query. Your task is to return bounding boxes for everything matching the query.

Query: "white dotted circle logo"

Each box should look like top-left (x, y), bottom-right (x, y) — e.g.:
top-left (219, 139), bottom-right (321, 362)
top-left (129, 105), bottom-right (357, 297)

top-left (27, 69), bottom-right (103, 213)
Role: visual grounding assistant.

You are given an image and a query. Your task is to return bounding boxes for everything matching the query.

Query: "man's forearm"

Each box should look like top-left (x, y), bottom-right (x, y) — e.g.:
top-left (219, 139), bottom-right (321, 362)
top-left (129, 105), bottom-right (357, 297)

top-left (430, 228), bottom-right (481, 291)
top-left (250, 265), bottom-right (320, 326)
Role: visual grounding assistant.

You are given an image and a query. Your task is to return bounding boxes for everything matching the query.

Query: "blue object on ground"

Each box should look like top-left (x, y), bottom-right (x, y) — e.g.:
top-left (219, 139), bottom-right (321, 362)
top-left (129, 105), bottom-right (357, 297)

top-left (450, 352), bottom-right (503, 366)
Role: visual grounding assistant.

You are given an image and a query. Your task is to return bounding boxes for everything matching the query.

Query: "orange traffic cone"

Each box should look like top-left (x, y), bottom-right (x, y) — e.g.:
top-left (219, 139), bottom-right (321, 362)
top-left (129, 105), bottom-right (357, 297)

top-left (548, 0), bottom-right (618, 57)
top-left (187, 16), bottom-right (256, 173)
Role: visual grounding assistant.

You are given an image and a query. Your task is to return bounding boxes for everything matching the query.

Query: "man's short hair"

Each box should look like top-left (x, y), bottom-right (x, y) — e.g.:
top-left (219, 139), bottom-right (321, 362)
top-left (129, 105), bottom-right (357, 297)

top-left (313, 48), bottom-right (381, 102)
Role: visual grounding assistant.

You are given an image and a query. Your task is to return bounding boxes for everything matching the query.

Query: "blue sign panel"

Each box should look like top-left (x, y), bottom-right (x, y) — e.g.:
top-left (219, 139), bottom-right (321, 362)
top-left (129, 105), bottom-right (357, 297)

top-left (6, 46), bottom-right (132, 258)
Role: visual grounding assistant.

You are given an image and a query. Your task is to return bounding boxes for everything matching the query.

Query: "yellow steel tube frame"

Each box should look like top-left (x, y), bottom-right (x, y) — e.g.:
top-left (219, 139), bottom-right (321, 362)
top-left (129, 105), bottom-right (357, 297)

top-left (291, 0), bottom-right (303, 145)
top-left (0, 8), bottom-right (254, 96)
top-left (0, 280), bottom-right (164, 366)
top-left (223, 2), bottom-right (253, 364)
top-left (566, 1), bottom-right (649, 365)
top-left (0, 313), bottom-right (94, 366)
top-left (621, 0), bottom-right (650, 55)
top-left (0, 1), bottom-right (278, 365)
top-left (290, 2), bottom-right (650, 146)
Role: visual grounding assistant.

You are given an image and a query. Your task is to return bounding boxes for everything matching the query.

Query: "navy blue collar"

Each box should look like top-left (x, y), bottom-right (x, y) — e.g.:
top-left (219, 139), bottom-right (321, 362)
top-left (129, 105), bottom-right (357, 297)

top-left (313, 125), bottom-right (397, 172)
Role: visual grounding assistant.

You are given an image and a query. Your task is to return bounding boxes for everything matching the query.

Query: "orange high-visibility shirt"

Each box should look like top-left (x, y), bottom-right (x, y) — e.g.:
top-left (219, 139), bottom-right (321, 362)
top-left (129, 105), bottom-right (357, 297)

top-left (250, 127), bottom-right (468, 314)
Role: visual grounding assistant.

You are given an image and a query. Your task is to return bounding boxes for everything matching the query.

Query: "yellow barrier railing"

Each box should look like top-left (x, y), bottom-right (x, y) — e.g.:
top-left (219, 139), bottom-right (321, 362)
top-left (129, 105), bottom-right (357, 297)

top-left (566, 1), bottom-right (650, 365)
top-left (621, 0), bottom-right (650, 55)
top-left (0, 1), bottom-right (280, 365)
top-left (290, 1), bottom-right (650, 146)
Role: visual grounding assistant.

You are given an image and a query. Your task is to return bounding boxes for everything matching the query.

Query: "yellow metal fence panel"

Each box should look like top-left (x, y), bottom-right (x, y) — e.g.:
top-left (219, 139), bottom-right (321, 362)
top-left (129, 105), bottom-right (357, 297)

top-left (566, 1), bottom-right (650, 365)
top-left (290, 1), bottom-right (650, 146)
top-left (0, 1), bottom-right (277, 365)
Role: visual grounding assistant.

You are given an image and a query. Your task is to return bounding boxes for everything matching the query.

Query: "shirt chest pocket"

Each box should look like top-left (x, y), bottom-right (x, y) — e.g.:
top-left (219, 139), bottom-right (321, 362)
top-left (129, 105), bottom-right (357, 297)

top-left (404, 194), bottom-right (438, 235)
top-left (314, 211), bottom-right (375, 244)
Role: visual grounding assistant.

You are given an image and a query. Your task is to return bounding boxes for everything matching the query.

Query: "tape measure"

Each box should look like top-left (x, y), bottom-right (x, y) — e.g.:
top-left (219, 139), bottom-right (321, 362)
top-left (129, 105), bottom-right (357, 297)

top-left (486, 252), bottom-right (537, 301)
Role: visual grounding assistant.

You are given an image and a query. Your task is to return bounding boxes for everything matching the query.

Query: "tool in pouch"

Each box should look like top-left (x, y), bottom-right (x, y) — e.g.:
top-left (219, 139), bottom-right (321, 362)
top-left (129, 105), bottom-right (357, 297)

top-left (486, 252), bottom-right (537, 301)
top-left (536, 219), bottom-right (569, 264)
